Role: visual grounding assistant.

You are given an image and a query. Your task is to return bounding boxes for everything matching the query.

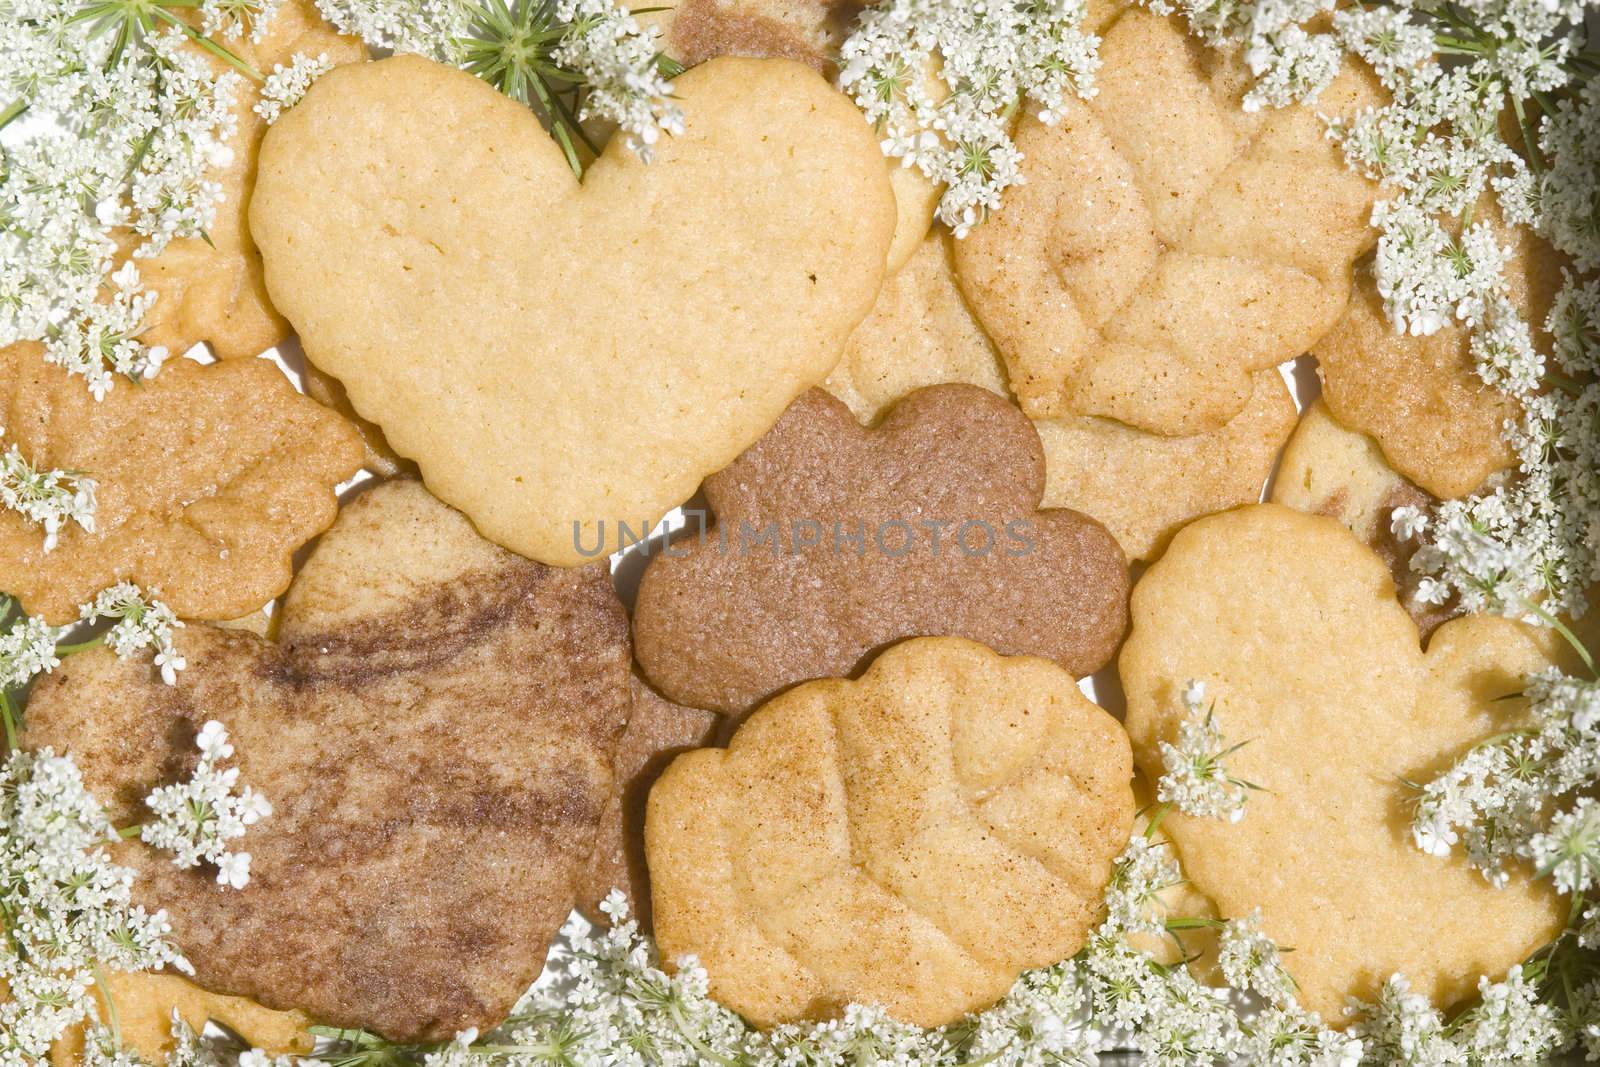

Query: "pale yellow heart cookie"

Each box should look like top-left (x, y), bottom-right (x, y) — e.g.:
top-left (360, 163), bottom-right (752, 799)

top-left (647, 636), bottom-right (1134, 1028)
top-left (253, 55), bottom-right (896, 564)
top-left (953, 9), bottom-right (1382, 435)
top-left (1121, 504), bottom-right (1565, 1022)
top-left (825, 231), bottom-right (1297, 559)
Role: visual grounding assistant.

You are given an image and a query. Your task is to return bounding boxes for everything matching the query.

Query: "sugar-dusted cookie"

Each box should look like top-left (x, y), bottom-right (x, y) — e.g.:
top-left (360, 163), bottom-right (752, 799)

top-left (633, 384), bottom-right (1129, 714)
top-left (647, 637), bottom-right (1135, 1027)
top-left (954, 9), bottom-right (1382, 434)
top-left (1317, 208), bottom-right (1560, 499)
top-left (51, 973), bottom-right (312, 1066)
top-left (23, 480), bottom-right (632, 1041)
top-left (0, 344), bottom-right (363, 624)
top-left (1120, 504), bottom-right (1565, 1022)
top-left (135, 0), bottom-right (365, 362)
top-left (825, 231), bottom-right (1298, 560)
top-left (577, 676), bottom-right (720, 929)
top-left (253, 55), bottom-right (897, 566)
top-left (1271, 399), bottom-right (1460, 638)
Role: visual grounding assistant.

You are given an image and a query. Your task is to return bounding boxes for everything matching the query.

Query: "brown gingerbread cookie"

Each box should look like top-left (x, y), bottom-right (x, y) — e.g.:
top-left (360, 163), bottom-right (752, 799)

top-left (576, 675), bottom-right (720, 930)
top-left (23, 480), bottom-right (632, 1041)
top-left (633, 384), bottom-right (1129, 714)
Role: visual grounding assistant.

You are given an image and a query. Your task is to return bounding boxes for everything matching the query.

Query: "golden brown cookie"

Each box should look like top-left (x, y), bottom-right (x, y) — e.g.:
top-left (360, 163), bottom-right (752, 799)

top-left (134, 0), bottom-right (365, 362)
top-left (253, 55), bottom-right (897, 566)
top-left (954, 9), bottom-right (1382, 434)
top-left (647, 636), bottom-right (1135, 1027)
top-left (50, 973), bottom-right (312, 1067)
top-left (1271, 400), bottom-right (1459, 638)
top-left (1317, 208), bottom-right (1559, 500)
top-left (825, 231), bottom-right (1298, 560)
top-left (23, 480), bottom-right (633, 1041)
top-left (577, 675), bottom-right (720, 929)
top-left (1120, 504), bottom-right (1565, 1022)
top-left (0, 344), bottom-right (363, 624)
top-left (633, 385), bottom-right (1129, 714)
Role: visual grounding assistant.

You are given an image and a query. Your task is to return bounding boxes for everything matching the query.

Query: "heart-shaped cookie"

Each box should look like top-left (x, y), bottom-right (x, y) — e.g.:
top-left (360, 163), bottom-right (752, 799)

top-left (22, 480), bottom-right (632, 1041)
top-left (251, 55), bottom-right (896, 565)
top-left (1120, 504), bottom-right (1565, 1021)
top-left (647, 637), bottom-right (1135, 1028)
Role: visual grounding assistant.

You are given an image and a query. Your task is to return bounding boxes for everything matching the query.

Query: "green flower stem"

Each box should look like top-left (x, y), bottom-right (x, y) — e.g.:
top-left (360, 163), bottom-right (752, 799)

top-left (0, 100), bottom-right (27, 132)
top-left (0, 690), bottom-right (17, 752)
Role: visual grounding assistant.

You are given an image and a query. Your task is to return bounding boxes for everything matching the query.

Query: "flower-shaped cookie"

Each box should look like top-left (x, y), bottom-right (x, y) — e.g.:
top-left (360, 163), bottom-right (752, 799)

top-left (1121, 504), bottom-right (1565, 1021)
top-left (23, 481), bottom-right (633, 1041)
top-left (954, 9), bottom-right (1383, 435)
top-left (633, 384), bottom-right (1129, 713)
top-left (647, 637), bottom-right (1135, 1027)
top-left (0, 344), bottom-right (363, 624)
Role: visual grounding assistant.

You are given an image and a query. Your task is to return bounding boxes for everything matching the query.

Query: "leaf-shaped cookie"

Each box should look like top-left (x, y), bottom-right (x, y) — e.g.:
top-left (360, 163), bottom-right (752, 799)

top-left (954, 9), bottom-right (1382, 435)
top-left (647, 637), bottom-right (1135, 1027)
top-left (632, 384), bottom-right (1129, 714)
top-left (1316, 205), bottom-right (1560, 499)
top-left (0, 344), bottom-right (363, 624)
top-left (22, 480), bottom-right (633, 1040)
top-left (825, 230), bottom-right (1298, 560)
top-left (251, 55), bottom-right (898, 565)
top-left (1120, 504), bottom-right (1565, 1021)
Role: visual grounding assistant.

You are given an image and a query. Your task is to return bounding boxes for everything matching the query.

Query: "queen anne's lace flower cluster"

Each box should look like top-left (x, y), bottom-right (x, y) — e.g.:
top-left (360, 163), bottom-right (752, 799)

top-left (1411, 667), bottom-right (1600, 889)
top-left (81, 581), bottom-right (186, 685)
top-left (550, 0), bottom-right (682, 163)
top-left (254, 52), bottom-right (336, 124)
top-left (140, 720), bottom-right (272, 890)
top-left (837, 0), bottom-right (1100, 236)
top-left (0, 748), bottom-right (191, 1067)
top-left (1, 10), bottom-right (242, 398)
top-left (315, 0), bottom-right (680, 168)
top-left (1156, 680), bottom-right (1256, 822)
top-left (0, 431), bottom-right (97, 552)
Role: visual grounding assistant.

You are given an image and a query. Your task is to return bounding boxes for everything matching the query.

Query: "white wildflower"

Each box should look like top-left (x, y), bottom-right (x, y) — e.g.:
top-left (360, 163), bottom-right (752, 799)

top-left (838, 0), bottom-right (1101, 234)
top-left (0, 437), bottom-right (98, 551)
top-left (81, 582), bottom-right (186, 684)
top-left (1528, 796), bottom-right (1600, 895)
top-left (254, 52), bottom-right (335, 124)
top-left (0, 748), bottom-right (190, 1063)
top-left (141, 720), bottom-right (272, 889)
top-left (1218, 909), bottom-right (1297, 1005)
top-left (1157, 680), bottom-right (1256, 822)
top-left (0, 611), bottom-right (64, 690)
top-left (552, 0), bottom-right (682, 163)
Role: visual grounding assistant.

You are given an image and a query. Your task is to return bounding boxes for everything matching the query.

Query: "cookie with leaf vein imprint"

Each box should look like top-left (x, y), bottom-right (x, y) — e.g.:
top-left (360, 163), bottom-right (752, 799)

top-left (1120, 504), bottom-right (1565, 1022)
top-left (954, 8), bottom-right (1383, 435)
top-left (0, 343), bottom-right (363, 625)
top-left (23, 480), bottom-right (633, 1042)
top-left (646, 637), bottom-right (1135, 1027)
top-left (632, 383), bottom-right (1129, 714)
top-left (251, 53), bottom-right (897, 566)
top-left (825, 230), bottom-right (1298, 561)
